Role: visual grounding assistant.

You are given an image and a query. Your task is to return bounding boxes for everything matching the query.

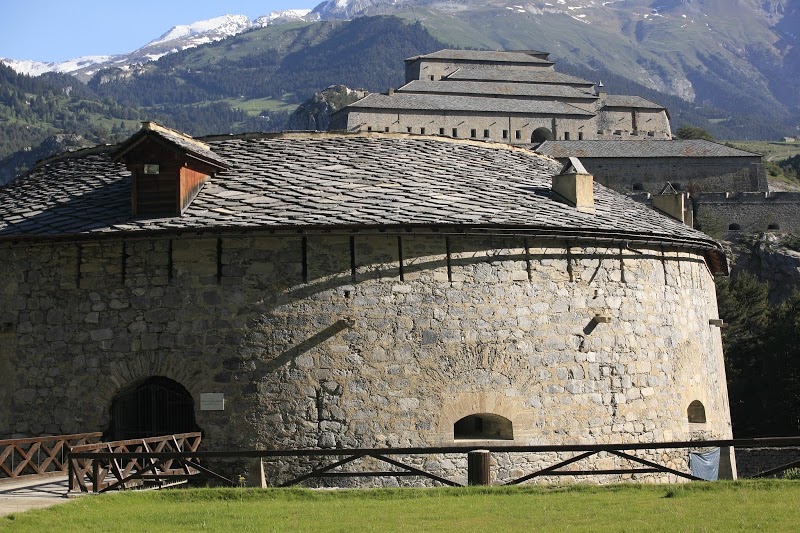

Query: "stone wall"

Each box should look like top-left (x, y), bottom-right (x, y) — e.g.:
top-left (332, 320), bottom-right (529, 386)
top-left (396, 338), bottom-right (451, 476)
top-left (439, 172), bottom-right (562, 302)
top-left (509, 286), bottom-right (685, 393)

top-left (338, 110), bottom-right (605, 144)
top-left (405, 60), bottom-right (555, 83)
top-left (693, 192), bottom-right (800, 238)
top-left (595, 109), bottom-right (672, 140)
top-left (583, 158), bottom-right (766, 195)
top-left (0, 230), bottom-right (733, 484)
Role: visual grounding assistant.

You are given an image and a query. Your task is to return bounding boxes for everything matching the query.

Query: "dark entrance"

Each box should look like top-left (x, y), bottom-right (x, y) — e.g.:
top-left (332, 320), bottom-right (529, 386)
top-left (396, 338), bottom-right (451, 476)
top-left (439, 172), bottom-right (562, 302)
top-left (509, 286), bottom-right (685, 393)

top-left (108, 376), bottom-right (200, 440)
top-left (531, 127), bottom-right (554, 144)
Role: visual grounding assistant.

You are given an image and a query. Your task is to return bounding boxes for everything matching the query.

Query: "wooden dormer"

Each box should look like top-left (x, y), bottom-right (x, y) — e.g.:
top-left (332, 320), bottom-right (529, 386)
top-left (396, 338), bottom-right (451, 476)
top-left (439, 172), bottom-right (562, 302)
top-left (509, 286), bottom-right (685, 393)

top-left (112, 122), bottom-right (229, 218)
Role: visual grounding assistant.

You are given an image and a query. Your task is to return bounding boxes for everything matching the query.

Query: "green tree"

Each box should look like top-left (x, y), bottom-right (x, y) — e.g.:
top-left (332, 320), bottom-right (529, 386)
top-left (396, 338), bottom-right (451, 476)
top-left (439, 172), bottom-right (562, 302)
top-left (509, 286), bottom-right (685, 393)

top-left (675, 124), bottom-right (714, 140)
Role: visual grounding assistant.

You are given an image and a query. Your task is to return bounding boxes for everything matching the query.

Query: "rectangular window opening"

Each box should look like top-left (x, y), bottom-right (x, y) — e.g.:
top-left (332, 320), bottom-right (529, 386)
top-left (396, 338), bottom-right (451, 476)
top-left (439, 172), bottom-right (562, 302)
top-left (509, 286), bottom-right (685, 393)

top-left (483, 129), bottom-right (490, 138)
top-left (515, 130), bottom-right (521, 140)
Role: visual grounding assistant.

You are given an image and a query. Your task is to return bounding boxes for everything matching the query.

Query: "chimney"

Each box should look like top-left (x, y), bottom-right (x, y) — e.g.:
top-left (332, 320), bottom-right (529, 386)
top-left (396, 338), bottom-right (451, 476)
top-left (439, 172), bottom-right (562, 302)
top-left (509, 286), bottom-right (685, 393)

top-left (388, 88), bottom-right (395, 95)
top-left (651, 183), bottom-right (692, 226)
top-left (552, 157), bottom-right (594, 213)
top-left (595, 80), bottom-right (605, 98)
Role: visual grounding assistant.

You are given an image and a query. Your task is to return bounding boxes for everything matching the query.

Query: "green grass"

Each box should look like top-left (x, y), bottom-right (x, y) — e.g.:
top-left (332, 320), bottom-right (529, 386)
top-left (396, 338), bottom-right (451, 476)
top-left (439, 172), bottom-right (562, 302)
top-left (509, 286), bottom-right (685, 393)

top-left (724, 140), bottom-right (800, 162)
top-left (224, 95), bottom-right (299, 115)
top-left (2, 481), bottom-right (799, 532)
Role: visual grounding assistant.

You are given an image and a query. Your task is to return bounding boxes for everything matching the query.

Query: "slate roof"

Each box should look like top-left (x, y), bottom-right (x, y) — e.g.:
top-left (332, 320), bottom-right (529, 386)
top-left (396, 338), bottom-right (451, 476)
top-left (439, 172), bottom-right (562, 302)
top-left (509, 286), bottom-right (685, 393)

top-left (341, 93), bottom-right (595, 116)
top-left (398, 80), bottom-right (597, 100)
top-left (445, 67), bottom-right (594, 86)
top-left (535, 140), bottom-right (761, 159)
top-left (603, 95), bottom-right (664, 110)
top-left (407, 49), bottom-right (553, 65)
top-left (0, 132), bottom-right (725, 271)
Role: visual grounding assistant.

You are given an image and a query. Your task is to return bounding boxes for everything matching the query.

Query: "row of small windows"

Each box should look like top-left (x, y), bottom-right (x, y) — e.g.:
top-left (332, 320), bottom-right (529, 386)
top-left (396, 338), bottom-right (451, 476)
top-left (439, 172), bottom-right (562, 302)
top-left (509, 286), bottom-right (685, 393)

top-left (364, 126), bottom-right (580, 142)
top-left (454, 402), bottom-right (708, 440)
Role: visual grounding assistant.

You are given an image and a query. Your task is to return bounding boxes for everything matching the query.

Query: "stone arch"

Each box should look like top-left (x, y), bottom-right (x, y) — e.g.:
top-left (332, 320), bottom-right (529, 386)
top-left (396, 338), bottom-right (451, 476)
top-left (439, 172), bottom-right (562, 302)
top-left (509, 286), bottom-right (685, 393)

top-left (454, 413), bottom-right (513, 440)
top-left (107, 376), bottom-right (201, 440)
top-left (687, 400), bottom-right (707, 424)
top-left (728, 223), bottom-right (741, 231)
top-left (768, 223), bottom-right (780, 230)
top-left (531, 127), bottom-right (554, 144)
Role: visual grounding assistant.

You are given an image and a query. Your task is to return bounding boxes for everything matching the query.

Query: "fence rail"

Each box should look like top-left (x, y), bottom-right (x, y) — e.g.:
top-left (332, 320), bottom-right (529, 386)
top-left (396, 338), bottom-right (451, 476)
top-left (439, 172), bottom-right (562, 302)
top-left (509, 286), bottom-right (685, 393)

top-left (68, 436), bottom-right (800, 491)
top-left (68, 432), bottom-right (210, 494)
top-left (0, 432), bottom-right (103, 483)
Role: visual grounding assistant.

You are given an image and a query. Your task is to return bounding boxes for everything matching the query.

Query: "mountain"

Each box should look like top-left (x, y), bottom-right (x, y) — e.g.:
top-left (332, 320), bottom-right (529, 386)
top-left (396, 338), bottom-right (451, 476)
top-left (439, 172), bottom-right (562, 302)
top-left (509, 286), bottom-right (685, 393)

top-left (298, 0), bottom-right (800, 139)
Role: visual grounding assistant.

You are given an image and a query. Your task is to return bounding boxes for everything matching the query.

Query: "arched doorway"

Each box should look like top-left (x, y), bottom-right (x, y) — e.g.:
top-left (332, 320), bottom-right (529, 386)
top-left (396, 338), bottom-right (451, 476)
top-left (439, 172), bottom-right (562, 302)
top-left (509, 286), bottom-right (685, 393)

top-left (108, 376), bottom-right (200, 440)
top-left (531, 127), bottom-right (554, 144)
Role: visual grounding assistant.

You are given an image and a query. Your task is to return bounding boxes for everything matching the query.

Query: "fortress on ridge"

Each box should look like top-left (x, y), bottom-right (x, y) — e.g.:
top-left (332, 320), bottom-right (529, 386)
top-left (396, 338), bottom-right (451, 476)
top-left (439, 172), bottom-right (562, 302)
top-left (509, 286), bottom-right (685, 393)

top-left (332, 49), bottom-right (673, 143)
top-left (0, 122), bottom-right (735, 485)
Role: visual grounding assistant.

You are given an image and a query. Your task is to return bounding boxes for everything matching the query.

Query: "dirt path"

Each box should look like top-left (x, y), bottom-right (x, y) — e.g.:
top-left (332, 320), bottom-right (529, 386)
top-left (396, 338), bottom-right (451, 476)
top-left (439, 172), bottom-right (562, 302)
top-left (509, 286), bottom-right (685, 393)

top-left (0, 475), bottom-right (71, 517)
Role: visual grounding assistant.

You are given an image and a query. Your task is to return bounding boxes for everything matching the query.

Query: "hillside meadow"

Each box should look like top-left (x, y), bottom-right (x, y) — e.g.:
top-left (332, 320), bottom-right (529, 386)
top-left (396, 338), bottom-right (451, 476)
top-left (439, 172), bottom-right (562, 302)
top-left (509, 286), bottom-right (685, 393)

top-left (1, 481), bottom-right (798, 532)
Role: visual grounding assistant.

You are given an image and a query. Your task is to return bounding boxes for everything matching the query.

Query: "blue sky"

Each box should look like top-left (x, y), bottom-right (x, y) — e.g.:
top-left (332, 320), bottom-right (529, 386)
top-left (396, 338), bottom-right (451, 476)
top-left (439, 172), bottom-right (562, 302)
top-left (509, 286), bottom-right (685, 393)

top-left (1, 1), bottom-right (318, 62)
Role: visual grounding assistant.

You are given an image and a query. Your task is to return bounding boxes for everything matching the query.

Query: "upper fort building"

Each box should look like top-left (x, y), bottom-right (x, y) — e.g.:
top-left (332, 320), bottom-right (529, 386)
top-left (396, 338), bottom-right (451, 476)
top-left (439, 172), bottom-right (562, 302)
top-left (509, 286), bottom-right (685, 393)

top-left (331, 49), bottom-right (673, 143)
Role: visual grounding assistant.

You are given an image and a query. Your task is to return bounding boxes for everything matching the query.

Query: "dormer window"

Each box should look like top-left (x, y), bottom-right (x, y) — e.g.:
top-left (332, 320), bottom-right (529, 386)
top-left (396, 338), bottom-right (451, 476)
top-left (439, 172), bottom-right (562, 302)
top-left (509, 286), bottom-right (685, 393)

top-left (112, 122), bottom-right (229, 218)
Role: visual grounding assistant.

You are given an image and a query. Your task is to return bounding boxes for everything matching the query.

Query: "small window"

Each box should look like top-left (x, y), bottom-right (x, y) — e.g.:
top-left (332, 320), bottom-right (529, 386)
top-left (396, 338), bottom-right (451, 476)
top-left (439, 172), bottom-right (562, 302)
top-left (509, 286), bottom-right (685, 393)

top-left (729, 223), bottom-right (741, 231)
top-left (515, 130), bottom-right (521, 140)
top-left (470, 128), bottom-right (477, 138)
top-left (768, 223), bottom-right (780, 230)
top-left (143, 164), bottom-right (160, 175)
top-left (688, 401), bottom-right (706, 423)
top-left (483, 129), bottom-right (490, 138)
top-left (564, 132), bottom-right (570, 140)
top-left (454, 413), bottom-right (513, 440)
top-left (429, 75), bottom-right (435, 81)
top-left (632, 183), bottom-right (644, 191)
top-left (439, 128), bottom-right (445, 135)
top-left (367, 126), bottom-right (372, 132)
top-left (420, 127), bottom-right (426, 135)
top-left (502, 130), bottom-right (508, 139)
top-left (407, 126), bottom-right (412, 133)
top-left (384, 127), bottom-right (389, 133)
top-left (578, 132), bottom-right (584, 140)
top-left (452, 128), bottom-right (458, 137)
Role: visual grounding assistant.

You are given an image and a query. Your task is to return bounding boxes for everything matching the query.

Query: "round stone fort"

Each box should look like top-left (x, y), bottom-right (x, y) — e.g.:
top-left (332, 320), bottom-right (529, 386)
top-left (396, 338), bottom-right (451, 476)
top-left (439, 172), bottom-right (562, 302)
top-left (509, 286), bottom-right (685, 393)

top-left (0, 126), bottom-right (734, 484)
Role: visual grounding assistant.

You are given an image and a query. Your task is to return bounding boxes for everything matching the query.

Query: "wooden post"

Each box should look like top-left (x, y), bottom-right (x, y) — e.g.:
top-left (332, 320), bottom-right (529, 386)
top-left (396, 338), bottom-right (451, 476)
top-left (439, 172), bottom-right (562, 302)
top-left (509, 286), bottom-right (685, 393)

top-left (467, 450), bottom-right (491, 486)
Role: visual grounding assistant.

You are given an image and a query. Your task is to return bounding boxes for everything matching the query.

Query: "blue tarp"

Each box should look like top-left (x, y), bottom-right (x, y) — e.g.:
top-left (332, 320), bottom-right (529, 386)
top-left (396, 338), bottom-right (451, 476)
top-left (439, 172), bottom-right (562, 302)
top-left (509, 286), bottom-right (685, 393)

top-left (690, 448), bottom-right (720, 480)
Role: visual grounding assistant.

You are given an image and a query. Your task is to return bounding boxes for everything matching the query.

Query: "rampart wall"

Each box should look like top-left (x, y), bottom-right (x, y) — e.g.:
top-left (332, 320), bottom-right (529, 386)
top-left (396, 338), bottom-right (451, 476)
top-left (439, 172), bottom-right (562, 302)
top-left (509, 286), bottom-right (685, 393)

top-left (692, 192), bottom-right (800, 238)
top-left (585, 158), bottom-right (766, 195)
top-left (0, 230), bottom-right (733, 484)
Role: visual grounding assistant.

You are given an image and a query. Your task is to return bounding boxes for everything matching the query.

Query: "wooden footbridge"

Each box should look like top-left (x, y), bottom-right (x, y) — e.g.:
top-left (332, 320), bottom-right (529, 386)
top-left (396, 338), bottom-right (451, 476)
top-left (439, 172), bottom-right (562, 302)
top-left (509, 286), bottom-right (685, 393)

top-left (2, 432), bottom-right (799, 499)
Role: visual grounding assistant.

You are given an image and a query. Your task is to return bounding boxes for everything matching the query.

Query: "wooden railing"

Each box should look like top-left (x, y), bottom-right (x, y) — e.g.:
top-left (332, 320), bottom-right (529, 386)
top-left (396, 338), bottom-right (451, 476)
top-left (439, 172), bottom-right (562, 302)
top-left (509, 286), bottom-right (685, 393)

top-left (0, 432), bottom-right (103, 482)
top-left (67, 436), bottom-right (800, 490)
top-left (68, 432), bottom-right (211, 494)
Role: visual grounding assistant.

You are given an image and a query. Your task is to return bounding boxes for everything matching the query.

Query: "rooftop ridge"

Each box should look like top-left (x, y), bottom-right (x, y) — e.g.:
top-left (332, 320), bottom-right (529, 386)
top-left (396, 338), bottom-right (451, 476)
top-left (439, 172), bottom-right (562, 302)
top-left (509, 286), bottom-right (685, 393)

top-left (141, 121), bottom-right (213, 152)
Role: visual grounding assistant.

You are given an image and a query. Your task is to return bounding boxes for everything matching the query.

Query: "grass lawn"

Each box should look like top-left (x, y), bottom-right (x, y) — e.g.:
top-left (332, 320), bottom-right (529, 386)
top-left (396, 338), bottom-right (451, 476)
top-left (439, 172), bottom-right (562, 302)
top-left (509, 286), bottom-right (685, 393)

top-left (1, 481), bottom-right (798, 532)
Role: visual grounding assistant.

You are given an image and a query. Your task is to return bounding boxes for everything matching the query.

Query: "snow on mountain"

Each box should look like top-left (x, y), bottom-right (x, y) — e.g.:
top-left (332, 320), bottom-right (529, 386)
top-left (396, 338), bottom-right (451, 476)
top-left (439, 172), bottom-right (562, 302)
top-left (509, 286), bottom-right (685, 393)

top-left (254, 9), bottom-right (316, 27)
top-left (0, 56), bottom-right (112, 78)
top-left (144, 14), bottom-right (252, 48)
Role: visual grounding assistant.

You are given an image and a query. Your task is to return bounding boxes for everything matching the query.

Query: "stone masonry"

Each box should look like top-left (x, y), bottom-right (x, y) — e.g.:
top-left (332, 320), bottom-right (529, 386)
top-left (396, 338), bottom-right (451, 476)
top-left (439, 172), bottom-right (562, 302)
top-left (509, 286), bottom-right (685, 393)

top-left (1, 231), bottom-right (732, 484)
